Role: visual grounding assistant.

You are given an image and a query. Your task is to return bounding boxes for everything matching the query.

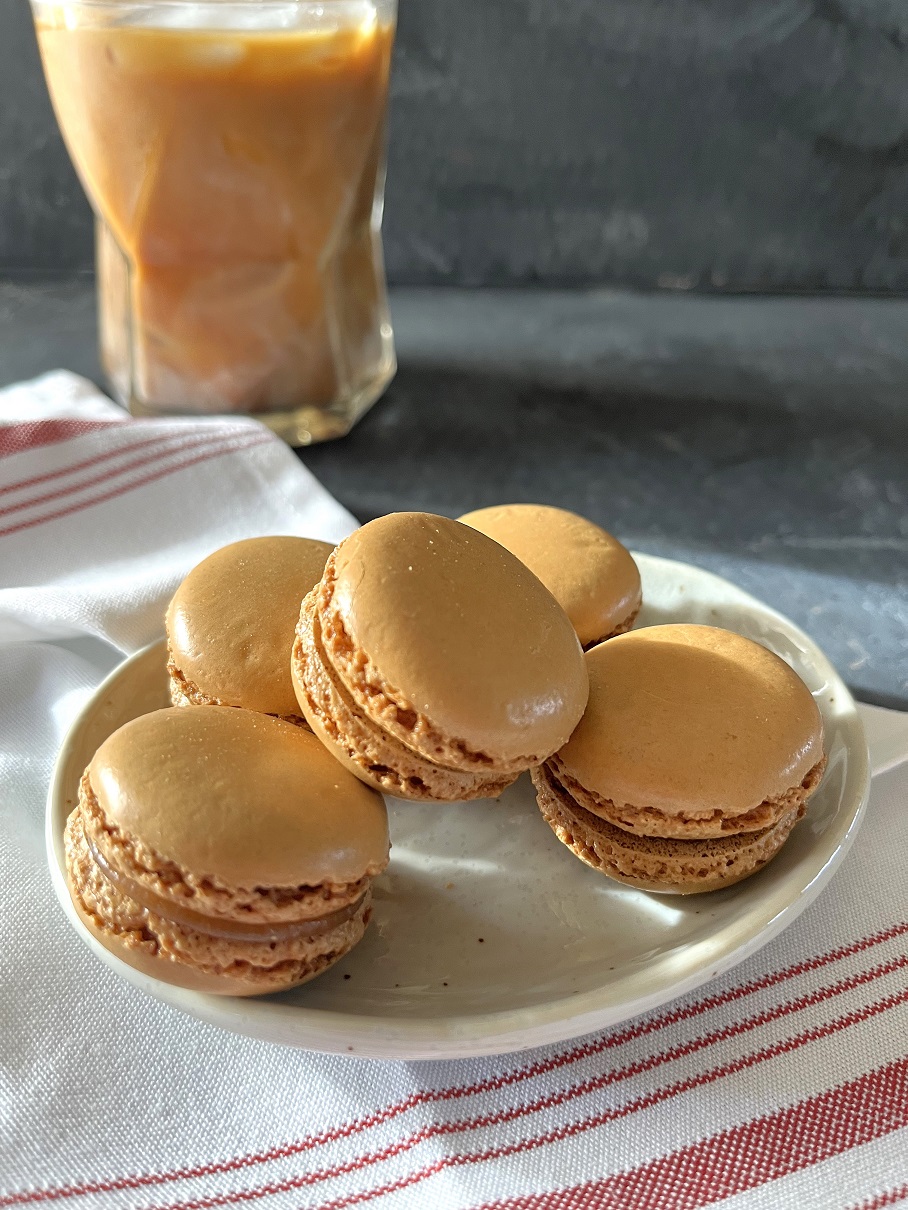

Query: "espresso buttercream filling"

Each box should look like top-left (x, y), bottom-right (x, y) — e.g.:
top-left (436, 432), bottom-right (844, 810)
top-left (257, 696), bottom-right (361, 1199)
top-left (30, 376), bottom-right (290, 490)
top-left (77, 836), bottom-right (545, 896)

top-left (85, 830), bottom-right (364, 943)
top-left (548, 751), bottom-right (827, 838)
top-left (532, 760), bottom-right (803, 892)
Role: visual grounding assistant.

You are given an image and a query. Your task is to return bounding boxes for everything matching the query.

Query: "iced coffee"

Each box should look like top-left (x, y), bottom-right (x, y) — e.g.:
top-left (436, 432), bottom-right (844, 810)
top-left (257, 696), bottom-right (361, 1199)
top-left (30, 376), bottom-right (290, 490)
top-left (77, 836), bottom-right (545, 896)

top-left (33, 2), bottom-right (396, 442)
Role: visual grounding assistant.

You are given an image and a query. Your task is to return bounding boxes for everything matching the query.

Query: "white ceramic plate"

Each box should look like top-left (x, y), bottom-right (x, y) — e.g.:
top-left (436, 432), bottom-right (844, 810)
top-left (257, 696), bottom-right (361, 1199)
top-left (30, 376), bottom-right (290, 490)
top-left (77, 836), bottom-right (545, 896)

top-left (47, 553), bottom-right (870, 1060)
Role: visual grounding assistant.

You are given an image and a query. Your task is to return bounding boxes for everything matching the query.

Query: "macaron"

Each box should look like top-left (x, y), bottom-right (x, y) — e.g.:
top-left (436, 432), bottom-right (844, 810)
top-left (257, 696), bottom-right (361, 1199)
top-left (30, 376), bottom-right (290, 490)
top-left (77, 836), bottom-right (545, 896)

top-left (531, 624), bottom-right (826, 893)
top-left (291, 511), bottom-right (589, 802)
top-left (458, 504), bottom-right (641, 648)
top-left (166, 535), bottom-right (334, 724)
top-left (65, 706), bottom-right (389, 995)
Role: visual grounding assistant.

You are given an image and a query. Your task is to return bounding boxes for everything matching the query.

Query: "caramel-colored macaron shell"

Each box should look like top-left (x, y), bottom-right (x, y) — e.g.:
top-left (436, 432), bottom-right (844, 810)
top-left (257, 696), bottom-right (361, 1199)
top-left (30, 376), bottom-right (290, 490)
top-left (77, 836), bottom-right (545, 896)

top-left (166, 535), bottom-right (334, 718)
top-left (89, 707), bottom-right (389, 887)
top-left (292, 597), bottom-right (516, 802)
top-left (558, 624), bottom-right (824, 819)
top-left (329, 512), bottom-right (589, 764)
top-left (459, 504), bottom-right (641, 647)
top-left (533, 762), bottom-right (802, 895)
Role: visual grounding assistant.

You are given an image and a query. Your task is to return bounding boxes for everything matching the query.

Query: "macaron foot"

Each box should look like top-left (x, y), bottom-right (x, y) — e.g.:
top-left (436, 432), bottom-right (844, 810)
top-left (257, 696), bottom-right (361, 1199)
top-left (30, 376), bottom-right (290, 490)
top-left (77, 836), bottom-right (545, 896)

top-left (168, 658), bottom-right (309, 728)
top-left (582, 604), bottom-right (641, 650)
top-left (531, 762), bottom-right (805, 895)
top-left (546, 751), bottom-right (828, 840)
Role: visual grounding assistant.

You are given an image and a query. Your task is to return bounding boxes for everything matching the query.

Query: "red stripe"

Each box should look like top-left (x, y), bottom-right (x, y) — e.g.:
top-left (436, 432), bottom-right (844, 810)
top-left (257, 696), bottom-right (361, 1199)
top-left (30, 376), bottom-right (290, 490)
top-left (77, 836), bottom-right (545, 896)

top-left (470, 1063), bottom-right (908, 1210)
top-left (0, 430), bottom-right (248, 519)
top-left (0, 432), bottom-right (272, 540)
top-left (0, 419), bottom-right (123, 458)
top-left (142, 969), bottom-right (908, 1210)
top-left (302, 1004), bottom-right (908, 1210)
top-left (3, 921), bottom-right (905, 1208)
top-left (0, 427), bottom-right (239, 498)
top-left (847, 1184), bottom-right (908, 1210)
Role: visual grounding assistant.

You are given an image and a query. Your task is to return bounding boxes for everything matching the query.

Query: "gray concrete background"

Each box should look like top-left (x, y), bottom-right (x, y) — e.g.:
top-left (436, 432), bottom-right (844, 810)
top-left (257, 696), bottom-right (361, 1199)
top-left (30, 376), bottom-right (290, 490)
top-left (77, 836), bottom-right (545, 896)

top-left (2, 1), bottom-right (906, 705)
top-left (2, 280), bottom-right (906, 706)
top-left (3, 0), bottom-right (908, 289)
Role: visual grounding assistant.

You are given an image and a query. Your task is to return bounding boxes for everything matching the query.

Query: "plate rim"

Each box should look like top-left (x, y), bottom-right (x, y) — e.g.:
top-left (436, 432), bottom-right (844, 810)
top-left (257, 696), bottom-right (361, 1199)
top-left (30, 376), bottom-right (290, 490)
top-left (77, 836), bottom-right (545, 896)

top-left (46, 552), bottom-right (871, 1059)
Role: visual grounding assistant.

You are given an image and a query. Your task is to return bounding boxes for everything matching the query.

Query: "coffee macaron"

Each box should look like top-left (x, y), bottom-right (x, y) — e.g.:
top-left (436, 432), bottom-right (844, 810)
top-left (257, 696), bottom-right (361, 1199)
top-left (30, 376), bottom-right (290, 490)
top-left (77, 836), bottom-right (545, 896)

top-left (65, 706), bottom-right (389, 995)
top-left (459, 504), bottom-right (641, 648)
top-left (292, 512), bottom-right (589, 802)
top-left (166, 535), bottom-right (334, 724)
top-left (532, 624), bottom-right (826, 893)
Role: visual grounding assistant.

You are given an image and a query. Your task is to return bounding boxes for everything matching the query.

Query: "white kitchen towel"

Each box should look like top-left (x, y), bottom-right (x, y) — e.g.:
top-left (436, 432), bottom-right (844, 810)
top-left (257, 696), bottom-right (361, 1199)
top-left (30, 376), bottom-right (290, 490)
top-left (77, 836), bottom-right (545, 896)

top-left (0, 370), bottom-right (356, 649)
top-left (1, 373), bottom-right (906, 1210)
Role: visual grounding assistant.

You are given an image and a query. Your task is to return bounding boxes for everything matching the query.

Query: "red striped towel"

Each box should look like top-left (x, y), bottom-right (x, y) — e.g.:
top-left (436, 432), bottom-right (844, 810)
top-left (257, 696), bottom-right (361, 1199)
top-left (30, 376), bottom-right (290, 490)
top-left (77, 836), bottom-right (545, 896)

top-left (1, 372), bottom-right (906, 1210)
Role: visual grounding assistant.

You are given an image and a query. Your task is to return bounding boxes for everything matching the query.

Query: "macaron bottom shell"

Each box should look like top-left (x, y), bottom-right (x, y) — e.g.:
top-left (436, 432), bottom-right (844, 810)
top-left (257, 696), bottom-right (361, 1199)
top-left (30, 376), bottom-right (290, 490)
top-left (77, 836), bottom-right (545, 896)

top-left (65, 793), bottom-right (371, 998)
top-left (69, 887), bottom-right (370, 997)
top-left (531, 762), bottom-right (808, 895)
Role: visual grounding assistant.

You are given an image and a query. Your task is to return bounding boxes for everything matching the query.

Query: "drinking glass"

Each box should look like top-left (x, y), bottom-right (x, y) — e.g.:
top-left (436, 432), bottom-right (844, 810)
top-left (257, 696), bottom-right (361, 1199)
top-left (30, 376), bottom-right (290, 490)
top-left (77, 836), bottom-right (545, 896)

top-left (32, 0), bottom-right (397, 443)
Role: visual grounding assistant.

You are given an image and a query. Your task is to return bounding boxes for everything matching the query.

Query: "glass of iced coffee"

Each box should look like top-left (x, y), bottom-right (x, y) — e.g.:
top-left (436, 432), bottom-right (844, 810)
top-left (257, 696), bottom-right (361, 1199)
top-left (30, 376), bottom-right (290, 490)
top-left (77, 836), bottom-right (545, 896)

top-left (32, 1), bottom-right (397, 443)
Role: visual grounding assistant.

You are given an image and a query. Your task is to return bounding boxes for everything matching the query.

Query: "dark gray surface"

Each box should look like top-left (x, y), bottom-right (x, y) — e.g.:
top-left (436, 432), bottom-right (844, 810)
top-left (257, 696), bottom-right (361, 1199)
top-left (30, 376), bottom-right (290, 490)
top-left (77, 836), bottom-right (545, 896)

top-left (1, 278), bottom-right (905, 706)
top-left (4, 0), bottom-right (908, 290)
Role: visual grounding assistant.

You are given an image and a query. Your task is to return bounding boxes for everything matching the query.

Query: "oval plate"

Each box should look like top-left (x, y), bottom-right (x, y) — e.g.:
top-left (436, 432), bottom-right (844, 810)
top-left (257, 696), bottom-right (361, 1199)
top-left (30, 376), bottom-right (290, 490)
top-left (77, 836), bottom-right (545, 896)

top-left (47, 553), bottom-right (870, 1059)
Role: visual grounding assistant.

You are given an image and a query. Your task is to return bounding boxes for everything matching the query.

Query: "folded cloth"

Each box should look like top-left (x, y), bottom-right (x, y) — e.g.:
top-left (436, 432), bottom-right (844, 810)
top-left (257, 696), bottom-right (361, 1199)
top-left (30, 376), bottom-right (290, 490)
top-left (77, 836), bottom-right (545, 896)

top-left (0, 371), bottom-right (355, 649)
top-left (2, 374), bottom-right (907, 1210)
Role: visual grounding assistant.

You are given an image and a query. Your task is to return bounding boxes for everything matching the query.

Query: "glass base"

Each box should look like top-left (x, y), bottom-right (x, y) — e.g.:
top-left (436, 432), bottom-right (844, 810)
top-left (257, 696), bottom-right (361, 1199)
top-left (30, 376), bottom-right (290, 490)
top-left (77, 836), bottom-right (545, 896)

top-left (120, 353), bottom-right (396, 446)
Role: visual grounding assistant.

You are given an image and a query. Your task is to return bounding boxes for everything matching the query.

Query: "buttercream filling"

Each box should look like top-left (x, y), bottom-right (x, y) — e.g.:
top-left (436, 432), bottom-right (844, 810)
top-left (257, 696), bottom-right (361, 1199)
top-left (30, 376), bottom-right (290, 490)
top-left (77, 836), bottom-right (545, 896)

top-left (86, 831), bottom-right (364, 943)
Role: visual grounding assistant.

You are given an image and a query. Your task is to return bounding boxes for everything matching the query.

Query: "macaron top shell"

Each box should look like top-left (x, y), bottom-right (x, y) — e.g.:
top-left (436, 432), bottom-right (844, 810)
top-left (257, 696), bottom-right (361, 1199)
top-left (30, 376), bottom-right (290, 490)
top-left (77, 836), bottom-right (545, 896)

top-left (557, 624), bottom-right (824, 816)
top-left (89, 707), bottom-right (389, 887)
top-left (459, 504), bottom-right (641, 646)
top-left (166, 535), bottom-right (334, 716)
top-left (329, 512), bottom-right (589, 763)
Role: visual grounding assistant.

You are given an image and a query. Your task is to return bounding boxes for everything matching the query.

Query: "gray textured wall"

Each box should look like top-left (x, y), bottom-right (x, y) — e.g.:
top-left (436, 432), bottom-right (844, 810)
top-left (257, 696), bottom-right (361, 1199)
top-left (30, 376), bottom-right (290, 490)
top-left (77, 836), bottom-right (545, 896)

top-left (2, 0), bottom-right (908, 289)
